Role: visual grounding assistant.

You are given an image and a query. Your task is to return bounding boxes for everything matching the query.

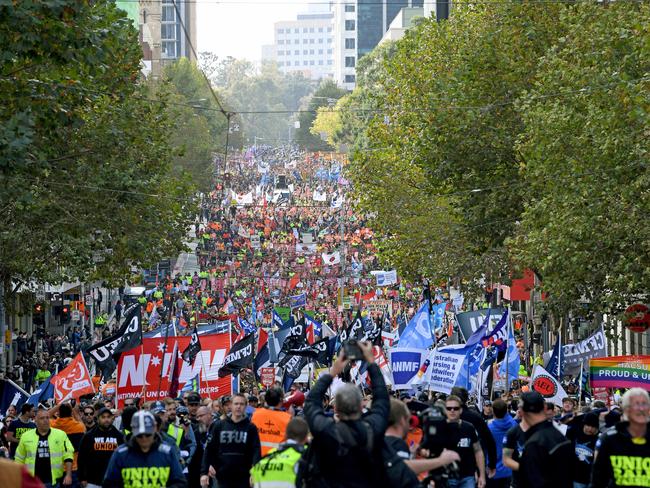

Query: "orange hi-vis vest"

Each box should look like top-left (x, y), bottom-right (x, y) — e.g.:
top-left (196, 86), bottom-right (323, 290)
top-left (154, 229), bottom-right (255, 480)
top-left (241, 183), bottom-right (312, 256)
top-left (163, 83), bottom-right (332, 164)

top-left (251, 408), bottom-right (291, 456)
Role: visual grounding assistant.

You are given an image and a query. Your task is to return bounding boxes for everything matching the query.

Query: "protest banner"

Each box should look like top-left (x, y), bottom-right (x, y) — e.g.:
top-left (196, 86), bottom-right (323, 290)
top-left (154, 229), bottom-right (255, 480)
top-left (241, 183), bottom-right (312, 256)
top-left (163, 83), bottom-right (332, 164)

top-left (389, 348), bottom-right (427, 389)
top-left (116, 333), bottom-right (232, 408)
top-left (590, 355), bottom-right (650, 389)
top-left (531, 364), bottom-right (568, 407)
top-left (563, 326), bottom-right (608, 366)
top-left (52, 353), bottom-right (95, 403)
top-left (428, 345), bottom-right (467, 394)
top-left (455, 308), bottom-right (506, 341)
top-left (260, 367), bottom-right (276, 388)
top-left (365, 299), bottom-right (391, 313)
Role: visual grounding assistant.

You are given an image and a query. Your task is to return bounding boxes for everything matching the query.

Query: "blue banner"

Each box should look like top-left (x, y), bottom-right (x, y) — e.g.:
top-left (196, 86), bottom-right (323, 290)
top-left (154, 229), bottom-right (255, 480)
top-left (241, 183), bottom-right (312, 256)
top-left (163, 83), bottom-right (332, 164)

top-left (26, 378), bottom-right (54, 408)
top-left (397, 303), bottom-right (434, 350)
top-left (0, 379), bottom-right (29, 416)
top-left (389, 348), bottom-right (427, 389)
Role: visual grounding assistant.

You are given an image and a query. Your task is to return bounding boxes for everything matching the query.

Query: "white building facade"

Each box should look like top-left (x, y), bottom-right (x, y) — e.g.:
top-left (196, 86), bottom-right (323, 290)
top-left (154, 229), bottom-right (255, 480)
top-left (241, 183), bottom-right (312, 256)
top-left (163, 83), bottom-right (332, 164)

top-left (262, 11), bottom-right (335, 81)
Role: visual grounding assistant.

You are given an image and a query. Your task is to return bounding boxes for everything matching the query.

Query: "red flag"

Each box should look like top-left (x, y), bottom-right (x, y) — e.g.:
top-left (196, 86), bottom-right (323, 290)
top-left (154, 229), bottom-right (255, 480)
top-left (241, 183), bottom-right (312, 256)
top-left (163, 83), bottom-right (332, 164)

top-left (258, 328), bottom-right (269, 353)
top-left (52, 353), bottom-right (95, 403)
top-left (288, 274), bottom-right (300, 290)
top-left (168, 342), bottom-right (181, 398)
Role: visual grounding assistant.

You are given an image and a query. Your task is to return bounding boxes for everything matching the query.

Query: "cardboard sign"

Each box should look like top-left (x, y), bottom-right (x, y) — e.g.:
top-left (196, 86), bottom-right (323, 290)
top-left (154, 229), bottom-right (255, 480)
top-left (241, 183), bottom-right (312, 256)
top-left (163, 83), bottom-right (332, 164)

top-left (260, 367), bottom-right (276, 388)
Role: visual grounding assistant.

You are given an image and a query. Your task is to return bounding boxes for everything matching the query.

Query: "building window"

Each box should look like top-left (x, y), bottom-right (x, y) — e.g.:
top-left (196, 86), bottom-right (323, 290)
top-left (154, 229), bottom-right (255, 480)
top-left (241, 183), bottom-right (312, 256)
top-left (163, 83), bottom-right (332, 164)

top-left (318, 60), bottom-right (324, 65)
top-left (345, 74), bottom-right (356, 83)
top-left (277, 28), bottom-right (284, 34)
top-left (309, 49), bottom-right (313, 54)
top-left (278, 61), bottom-right (284, 66)
top-left (309, 27), bottom-right (314, 33)
top-left (318, 38), bottom-right (323, 44)
top-left (318, 27), bottom-right (324, 32)
top-left (302, 38), bottom-right (307, 43)
top-left (327, 38), bottom-right (333, 43)
top-left (319, 49), bottom-right (324, 54)
top-left (294, 28), bottom-right (299, 33)
top-left (308, 39), bottom-right (313, 44)
top-left (161, 5), bottom-right (175, 21)
top-left (345, 56), bottom-right (356, 67)
top-left (327, 49), bottom-right (333, 54)
top-left (327, 27), bottom-right (332, 32)
top-left (345, 20), bottom-right (355, 31)
top-left (327, 60), bottom-right (333, 65)
top-left (278, 39), bottom-right (284, 44)
top-left (303, 49), bottom-right (308, 54)
top-left (294, 39), bottom-right (299, 44)
top-left (310, 60), bottom-right (315, 65)
top-left (303, 28), bottom-right (308, 33)
top-left (303, 61), bottom-right (308, 65)
top-left (294, 50), bottom-right (299, 55)
top-left (345, 38), bottom-right (355, 49)
top-left (277, 50), bottom-right (283, 55)
top-left (345, 4), bottom-right (355, 12)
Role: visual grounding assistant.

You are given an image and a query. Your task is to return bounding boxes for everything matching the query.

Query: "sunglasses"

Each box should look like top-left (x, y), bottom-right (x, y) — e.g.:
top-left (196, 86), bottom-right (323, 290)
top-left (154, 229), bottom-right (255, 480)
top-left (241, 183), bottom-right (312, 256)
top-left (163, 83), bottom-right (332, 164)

top-left (83, 411), bottom-right (95, 416)
top-left (446, 406), bottom-right (461, 411)
top-left (124, 402), bottom-right (134, 407)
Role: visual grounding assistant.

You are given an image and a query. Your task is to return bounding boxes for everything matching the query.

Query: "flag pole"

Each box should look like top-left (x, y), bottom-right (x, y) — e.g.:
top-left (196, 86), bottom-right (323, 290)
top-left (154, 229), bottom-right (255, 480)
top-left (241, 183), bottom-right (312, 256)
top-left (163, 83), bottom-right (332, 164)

top-left (157, 318), bottom-right (172, 397)
top-left (505, 307), bottom-right (511, 397)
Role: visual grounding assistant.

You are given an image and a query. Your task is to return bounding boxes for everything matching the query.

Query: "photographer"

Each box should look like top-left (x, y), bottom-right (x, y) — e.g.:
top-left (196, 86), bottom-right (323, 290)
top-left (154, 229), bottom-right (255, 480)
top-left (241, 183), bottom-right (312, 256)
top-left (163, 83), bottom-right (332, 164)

top-left (384, 398), bottom-right (460, 488)
top-left (303, 340), bottom-right (389, 488)
top-left (166, 404), bottom-right (197, 469)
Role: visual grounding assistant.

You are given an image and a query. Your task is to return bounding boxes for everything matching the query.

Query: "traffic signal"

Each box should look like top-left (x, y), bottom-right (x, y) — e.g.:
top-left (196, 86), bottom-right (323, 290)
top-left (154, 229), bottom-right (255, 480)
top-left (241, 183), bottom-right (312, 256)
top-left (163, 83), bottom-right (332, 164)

top-left (61, 305), bottom-right (71, 324)
top-left (33, 303), bottom-right (44, 326)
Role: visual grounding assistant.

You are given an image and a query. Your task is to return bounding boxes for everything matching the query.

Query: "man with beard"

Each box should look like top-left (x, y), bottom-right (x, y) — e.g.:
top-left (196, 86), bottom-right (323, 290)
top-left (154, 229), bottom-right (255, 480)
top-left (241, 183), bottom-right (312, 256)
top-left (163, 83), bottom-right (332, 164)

top-left (188, 406), bottom-right (212, 488)
top-left (77, 407), bottom-right (124, 488)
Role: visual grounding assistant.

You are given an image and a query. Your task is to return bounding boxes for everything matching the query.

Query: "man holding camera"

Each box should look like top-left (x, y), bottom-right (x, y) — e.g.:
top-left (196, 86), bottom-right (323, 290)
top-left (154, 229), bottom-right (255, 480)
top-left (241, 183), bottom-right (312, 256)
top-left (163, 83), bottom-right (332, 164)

top-left (303, 340), bottom-right (390, 488)
top-left (164, 403), bottom-right (197, 469)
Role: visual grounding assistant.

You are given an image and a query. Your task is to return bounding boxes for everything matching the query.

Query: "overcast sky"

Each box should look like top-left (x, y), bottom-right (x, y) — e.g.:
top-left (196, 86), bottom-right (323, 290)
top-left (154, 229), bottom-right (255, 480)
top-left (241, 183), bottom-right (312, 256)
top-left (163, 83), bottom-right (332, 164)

top-left (197, 0), bottom-right (307, 62)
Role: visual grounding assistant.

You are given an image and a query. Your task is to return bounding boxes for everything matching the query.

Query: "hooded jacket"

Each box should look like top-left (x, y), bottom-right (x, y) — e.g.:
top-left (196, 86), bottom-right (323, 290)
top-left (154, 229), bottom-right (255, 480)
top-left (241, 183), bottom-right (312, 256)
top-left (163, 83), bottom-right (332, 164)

top-left (103, 434), bottom-right (187, 488)
top-left (77, 424), bottom-right (124, 485)
top-left (591, 421), bottom-right (650, 488)
top-left (488, 414), bottom-right (517, 479)
top-left (201, 415), bottom-right (262, 485)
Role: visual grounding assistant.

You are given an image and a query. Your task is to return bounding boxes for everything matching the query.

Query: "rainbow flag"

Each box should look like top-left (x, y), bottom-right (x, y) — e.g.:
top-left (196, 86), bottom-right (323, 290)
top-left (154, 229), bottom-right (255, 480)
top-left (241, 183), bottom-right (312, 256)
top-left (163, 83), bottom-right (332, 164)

top-left (590, 355), bottom-right (650, 389)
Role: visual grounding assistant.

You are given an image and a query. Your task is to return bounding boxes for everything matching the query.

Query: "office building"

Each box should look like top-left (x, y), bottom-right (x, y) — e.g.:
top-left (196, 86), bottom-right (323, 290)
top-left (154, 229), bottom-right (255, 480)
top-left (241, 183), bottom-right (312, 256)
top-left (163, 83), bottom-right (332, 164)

top-left (262, 8), bottom-right (335, 81)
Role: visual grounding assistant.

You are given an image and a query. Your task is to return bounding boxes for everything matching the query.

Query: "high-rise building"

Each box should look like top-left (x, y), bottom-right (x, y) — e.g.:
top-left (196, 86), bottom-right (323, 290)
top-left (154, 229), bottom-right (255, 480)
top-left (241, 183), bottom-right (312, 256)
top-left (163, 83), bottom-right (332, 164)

top-left (332, 0), bottom-right (424, 89)
top-left (262, 9), bottom-right (335, 81)
top-left (160, 0), bottom-right (197, 63)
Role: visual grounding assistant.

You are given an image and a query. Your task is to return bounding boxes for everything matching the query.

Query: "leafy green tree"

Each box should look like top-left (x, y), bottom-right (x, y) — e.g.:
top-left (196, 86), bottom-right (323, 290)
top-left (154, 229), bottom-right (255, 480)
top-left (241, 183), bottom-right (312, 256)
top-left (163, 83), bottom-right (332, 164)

top-left (512, 1), bottom-right (650, 313)
top-left (295, 79), bottom-right (348, 151)
top-left (0, 0), bottom-right (196, 296)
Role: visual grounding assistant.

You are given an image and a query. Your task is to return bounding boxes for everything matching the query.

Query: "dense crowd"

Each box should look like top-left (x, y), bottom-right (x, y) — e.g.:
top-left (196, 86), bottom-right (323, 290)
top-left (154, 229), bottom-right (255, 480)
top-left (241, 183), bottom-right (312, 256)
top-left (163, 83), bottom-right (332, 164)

top-left (2, 145), bottom-right (648, 488)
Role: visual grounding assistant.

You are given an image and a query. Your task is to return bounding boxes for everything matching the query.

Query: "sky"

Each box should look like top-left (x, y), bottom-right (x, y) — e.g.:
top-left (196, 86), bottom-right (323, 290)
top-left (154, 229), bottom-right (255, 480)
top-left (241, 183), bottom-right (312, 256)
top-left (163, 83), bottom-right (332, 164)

top-left (197, 0), bottom-right (309, 62)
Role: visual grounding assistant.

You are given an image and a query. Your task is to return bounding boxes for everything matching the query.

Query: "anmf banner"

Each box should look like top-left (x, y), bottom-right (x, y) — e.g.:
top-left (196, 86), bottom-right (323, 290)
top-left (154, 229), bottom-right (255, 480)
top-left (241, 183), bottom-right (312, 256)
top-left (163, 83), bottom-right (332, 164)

top-left (116, 333), bottom-right (233, 408)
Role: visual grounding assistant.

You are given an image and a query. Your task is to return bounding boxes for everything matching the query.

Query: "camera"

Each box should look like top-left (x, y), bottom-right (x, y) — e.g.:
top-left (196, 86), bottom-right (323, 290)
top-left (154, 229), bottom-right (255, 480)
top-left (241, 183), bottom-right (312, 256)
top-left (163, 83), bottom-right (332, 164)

top-left (343, 339), bottom-right (364, 361)
top-left (419, 406), bottom-right (459, 488)
top-left (178, 414), bottom-right (191, 426)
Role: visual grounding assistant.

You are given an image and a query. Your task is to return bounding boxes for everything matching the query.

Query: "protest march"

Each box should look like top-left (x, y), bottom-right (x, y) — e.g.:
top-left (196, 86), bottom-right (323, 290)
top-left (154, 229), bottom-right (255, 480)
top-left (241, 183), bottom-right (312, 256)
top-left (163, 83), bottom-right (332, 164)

top-left (1, 145), bottom-right (649, 488)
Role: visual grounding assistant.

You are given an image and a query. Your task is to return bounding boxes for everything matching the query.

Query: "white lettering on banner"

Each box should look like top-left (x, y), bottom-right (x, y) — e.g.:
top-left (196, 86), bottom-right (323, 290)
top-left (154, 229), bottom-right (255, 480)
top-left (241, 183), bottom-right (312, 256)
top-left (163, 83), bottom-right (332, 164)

top-left (393, 361), bottom-right (420, 372)
top-left (429, 347), bottom-right (466, 394)
top-left (563, 329), bottom-right (607, 364)
top-left (223, 344), bottom-right (253, 364)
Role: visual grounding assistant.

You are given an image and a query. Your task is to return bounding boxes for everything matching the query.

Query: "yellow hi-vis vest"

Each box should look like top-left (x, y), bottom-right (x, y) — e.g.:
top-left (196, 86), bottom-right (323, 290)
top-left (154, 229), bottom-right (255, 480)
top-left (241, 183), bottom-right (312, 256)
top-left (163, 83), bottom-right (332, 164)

top-left (250, 444), bottom-right (303, 488)
top-left (15, 428), bottom-right (74, 481)
top-left (167, 424), bottom-right (183, 446)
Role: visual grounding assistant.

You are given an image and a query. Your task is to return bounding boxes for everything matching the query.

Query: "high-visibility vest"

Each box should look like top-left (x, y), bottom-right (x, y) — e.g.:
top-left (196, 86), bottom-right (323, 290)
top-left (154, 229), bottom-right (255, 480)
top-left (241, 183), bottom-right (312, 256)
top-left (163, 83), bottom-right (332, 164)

top-left (250, 444), bottom-right (303, 488)
top-left (251, 408), bottom-right (291, 456)
top-left (15, 428), bottom-right (73, 481)
top-left (167, 424), bottom-right (183, 446)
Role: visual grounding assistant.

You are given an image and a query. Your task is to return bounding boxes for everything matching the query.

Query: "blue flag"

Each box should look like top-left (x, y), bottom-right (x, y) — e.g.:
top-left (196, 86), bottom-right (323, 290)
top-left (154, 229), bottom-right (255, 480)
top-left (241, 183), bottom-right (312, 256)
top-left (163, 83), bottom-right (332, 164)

top-left (289, 293), bottom-right (307, 310)
top-left (432, 302), bottom-right (446, 330)
top-left (546, 334), bottom-right (564, 380)
top-left (499, 319), bottom-right (520, 386)
top-left (455, 310), bottom-right (491, 391)
top-left (398, 303), bottom-right (434, 350)
top-left (0, 379), bottom-right (29, 416)
top-left (27, 377), bottom-right (54, 408)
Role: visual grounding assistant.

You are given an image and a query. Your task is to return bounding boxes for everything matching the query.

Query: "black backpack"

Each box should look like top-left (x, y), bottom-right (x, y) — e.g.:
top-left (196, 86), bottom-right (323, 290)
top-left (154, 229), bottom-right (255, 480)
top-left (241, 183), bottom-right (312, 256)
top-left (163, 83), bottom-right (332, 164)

top-left (381, 439), bottom-right (421, 488)
top-left (295, 421), bottom-right (374, 488)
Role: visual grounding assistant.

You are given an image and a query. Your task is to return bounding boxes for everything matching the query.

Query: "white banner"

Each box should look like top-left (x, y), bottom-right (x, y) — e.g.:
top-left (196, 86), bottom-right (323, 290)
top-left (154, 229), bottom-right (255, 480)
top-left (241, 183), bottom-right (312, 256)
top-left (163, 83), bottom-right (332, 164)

top-left (232, 191), bottom-right (254, 205)
top-left (371, 270), bottom-right (397, 286)
top-left (313, 190), bottom-right (327, 202)
top-left (428, 345), bottom-right (467, 394)
top-left (530, 364), bottom-right (568, 407)
top-left (563, 326), bottom-right (608, 365)
top-left (321, 251), bottom-right (341, 265)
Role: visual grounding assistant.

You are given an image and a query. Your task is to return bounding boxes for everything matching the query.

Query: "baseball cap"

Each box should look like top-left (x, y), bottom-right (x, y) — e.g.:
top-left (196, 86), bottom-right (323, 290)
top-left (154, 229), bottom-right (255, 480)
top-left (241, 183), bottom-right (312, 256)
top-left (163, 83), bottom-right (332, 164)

top-left (97, 406), bottom-right (113, 417)
top-left (520, 391), bottom-right (545, 413)
top-left (131, 410), bottom-right (156, 436)
top-left (186, 392), bottom-right (201, 405)
top-left (151, 401), bottom-right (165, 415)
top-left (221, 395), bottom-right (232, 405)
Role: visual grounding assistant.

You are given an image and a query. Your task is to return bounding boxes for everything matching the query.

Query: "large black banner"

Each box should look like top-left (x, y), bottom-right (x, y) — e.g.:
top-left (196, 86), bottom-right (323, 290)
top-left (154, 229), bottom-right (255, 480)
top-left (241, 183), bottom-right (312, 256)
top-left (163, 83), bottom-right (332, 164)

top-left (455, 308), bottom-right (506, 342)
top-left (218, 333), bottom-right (255, 377)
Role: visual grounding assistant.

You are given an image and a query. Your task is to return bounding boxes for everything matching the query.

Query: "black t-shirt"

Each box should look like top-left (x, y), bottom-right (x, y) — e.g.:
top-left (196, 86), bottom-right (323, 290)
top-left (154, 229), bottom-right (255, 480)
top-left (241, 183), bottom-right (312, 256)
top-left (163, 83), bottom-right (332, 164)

top-left (569, 430), bottom-right (597, 484)
top-left (446, 420), bottom-right (479, 477)
top-left (385, 435), bottom-right (411, 461)
top-left (7, 417), bottom-right (36, 458)
top-left (504, 424), bottom-right (525, 488)
top-left (35, 431), bottom-right (52, 484)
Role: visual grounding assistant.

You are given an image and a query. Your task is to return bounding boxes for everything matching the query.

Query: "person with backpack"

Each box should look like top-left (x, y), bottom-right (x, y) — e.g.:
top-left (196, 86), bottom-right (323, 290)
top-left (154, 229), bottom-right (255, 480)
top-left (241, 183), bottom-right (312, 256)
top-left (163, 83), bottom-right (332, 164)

top-left (250, 417), bottom-right (309, 488)
top-left (302, 340), bottom-right (390, 488)
top-left (383, 398), bottom-right (460, 488)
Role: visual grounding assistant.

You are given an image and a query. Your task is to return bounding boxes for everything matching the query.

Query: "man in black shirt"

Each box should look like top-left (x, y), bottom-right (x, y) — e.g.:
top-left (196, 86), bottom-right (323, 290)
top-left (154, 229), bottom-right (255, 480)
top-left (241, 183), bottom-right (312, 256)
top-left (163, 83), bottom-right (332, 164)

top-left (383, 398), bottom-right (460, 487)
top-left (518, 391), bottom-right (572, 488)
top-left (6, 403), bottom-right (35, 459)
top-left (503, 408), bottom-right (528, 488)
top-left (77, 407), bottom-right (124, 488)
top-left (445, 395), bottom-right (486, 488)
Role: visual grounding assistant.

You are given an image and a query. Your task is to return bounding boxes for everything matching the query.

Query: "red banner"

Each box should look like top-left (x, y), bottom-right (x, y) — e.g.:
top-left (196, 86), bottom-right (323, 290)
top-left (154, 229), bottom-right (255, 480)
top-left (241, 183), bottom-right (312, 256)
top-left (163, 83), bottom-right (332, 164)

top-left (53, 353), bottom-right (95, 403)
top-left (116, 333), bottom-right (233, 408)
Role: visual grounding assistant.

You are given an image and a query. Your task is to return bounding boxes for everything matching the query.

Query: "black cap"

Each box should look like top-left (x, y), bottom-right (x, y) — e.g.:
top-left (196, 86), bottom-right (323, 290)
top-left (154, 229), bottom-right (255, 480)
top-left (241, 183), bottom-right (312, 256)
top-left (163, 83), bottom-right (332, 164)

top-left (221, 395), bottom-right (232, 405)
top-left (97, 406), bottom-right (113, 417)
top-left (520, 391), bottom-right (545, 413)
top-left (186, 392), bottom-right (201, 405)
